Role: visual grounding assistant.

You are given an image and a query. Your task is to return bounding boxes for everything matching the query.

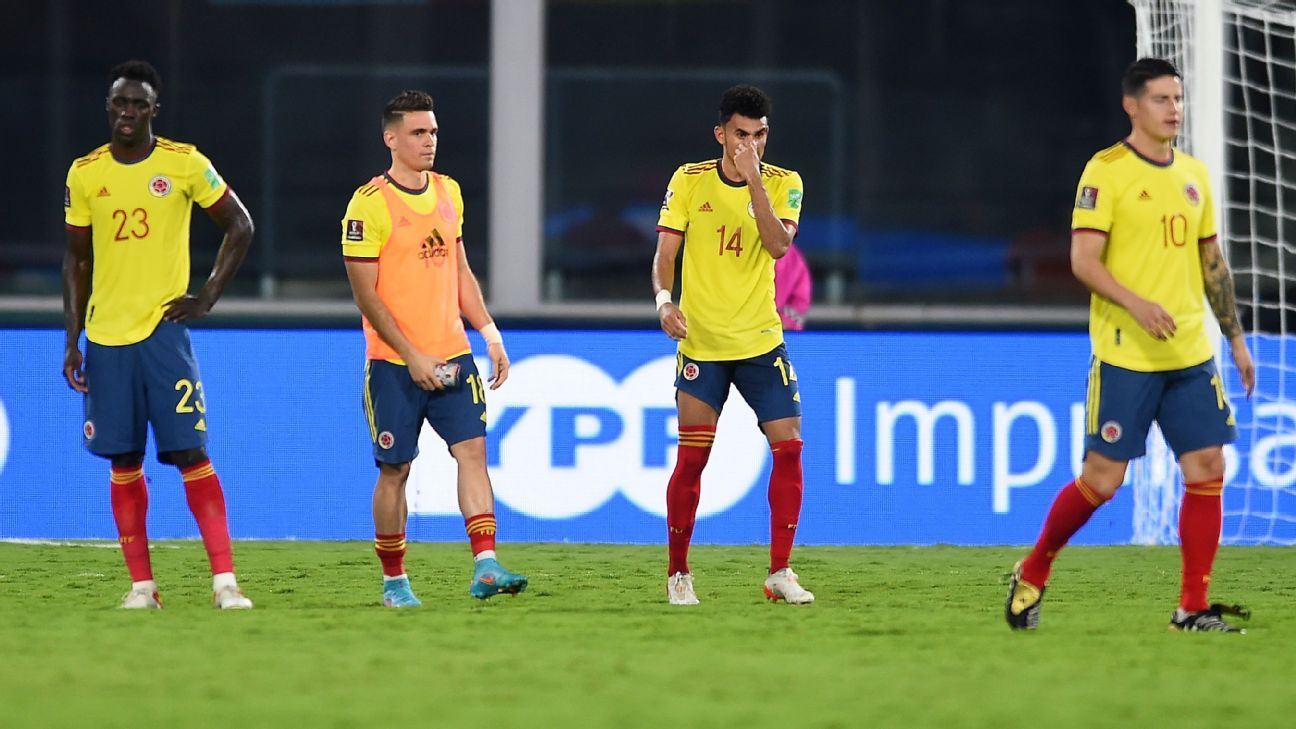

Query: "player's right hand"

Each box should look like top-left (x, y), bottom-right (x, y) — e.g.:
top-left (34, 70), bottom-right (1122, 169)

top-left (1129, 298), bottom-right (1177, 340)
top-left (63, 345), bottom-right (88, 393)
top-left (659, 303), bottom-right (688, 341)
top-left (406, 351), bottom-right (448, 391)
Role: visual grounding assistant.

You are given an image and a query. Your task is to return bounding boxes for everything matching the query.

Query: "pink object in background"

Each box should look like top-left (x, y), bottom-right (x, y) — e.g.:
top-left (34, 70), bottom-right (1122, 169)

top-left (774, 243), bottom-right (812, 330)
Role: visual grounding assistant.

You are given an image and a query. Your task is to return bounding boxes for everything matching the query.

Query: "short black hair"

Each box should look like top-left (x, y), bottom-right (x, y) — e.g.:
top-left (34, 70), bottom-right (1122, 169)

top-left (1122, 58), bottom-right (1180, 97)
top-left (383, 90), bottom-right (435, 128)
top-left (109, 60), bottom-right (162, 97)
top-left (718, 84), bottom-right (771, 125)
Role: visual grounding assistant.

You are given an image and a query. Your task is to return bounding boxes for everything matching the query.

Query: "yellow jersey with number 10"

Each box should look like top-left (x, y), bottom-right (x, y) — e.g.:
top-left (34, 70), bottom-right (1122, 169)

top-left (64, 138), bottom-right (230, 346)
top-left (656, 160), bottom-right (804, 361)
top-left (1071, 141), bottom-right (1216, 372)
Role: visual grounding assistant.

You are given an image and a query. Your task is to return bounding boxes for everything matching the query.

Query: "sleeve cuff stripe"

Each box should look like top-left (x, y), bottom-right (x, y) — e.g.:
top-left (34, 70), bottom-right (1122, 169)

top-left (656, 225), bottom-right (685, 236)
top-left (1072, 227), bottom-right (1110, 236)
top-left (201, 187), bottom-right (232, 210)
top-left (343, 255), bottom-right (379, 262)
top-left (64, 223), bottom-right (90, 231)
top-left (1200, 234), bottom-right (1219, 243)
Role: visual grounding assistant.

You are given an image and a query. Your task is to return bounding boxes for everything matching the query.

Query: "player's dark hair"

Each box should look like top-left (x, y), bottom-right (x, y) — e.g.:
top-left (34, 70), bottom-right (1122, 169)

top-left (109, 60), bottom-right (162, 97)
top-left (383, 90), bottom-right (435, 128)
top-left (1122, 58), bottom-right (1180, 97)
top-left (718, 84), bottom-right (771, 125)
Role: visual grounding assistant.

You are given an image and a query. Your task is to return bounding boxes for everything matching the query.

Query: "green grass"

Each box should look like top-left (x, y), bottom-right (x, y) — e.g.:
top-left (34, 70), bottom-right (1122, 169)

top-left (0, 542), bottom-right (1293, 729)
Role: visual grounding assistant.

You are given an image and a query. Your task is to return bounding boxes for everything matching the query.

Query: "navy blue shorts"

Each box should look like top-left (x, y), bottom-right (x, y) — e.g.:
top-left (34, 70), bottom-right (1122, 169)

top-left (83, 320), bottom-right (208, 458)
top-left (363, 353), bottom-right (487, 464)
top-left (1085, 357), bottom-right (1237, 461)
top-left (675, 343), bottom-right (802, 423)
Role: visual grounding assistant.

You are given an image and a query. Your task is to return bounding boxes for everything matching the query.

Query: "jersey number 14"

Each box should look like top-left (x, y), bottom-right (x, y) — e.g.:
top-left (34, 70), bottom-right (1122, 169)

top-left (716, 225), bottom-right (743, 257)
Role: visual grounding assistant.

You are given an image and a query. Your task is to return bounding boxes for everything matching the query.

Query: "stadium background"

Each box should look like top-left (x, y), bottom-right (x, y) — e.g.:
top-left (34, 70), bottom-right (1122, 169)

top-left (1, 0), bottom-right (1291, 545)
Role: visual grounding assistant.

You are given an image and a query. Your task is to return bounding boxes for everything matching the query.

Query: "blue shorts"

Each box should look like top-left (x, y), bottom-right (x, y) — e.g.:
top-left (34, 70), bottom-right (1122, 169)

top-left (362, 353), bottom-right (487, 464)
top-left (1085, 357), bottom-right (1237, 461)
top-left (675, 344), bottom-right (802, 423)
top-left (83, 320), bottom-right (208, 458)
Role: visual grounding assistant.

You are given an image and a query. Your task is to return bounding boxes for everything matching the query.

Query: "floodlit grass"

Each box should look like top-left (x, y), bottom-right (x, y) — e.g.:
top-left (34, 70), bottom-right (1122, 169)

top-left (1, 542), bottom-right (1292, 729)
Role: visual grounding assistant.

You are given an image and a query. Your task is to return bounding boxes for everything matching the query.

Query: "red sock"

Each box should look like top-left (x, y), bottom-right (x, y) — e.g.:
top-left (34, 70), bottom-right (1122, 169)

top-left (181, 459), bottom-right (234, 575)
top-left (768, 438), bottom-right (804, 573)
top-left (667, 426), bottom-right (714, 575)
top-left (375, 532), bottom-right (407, 577)
top-left (1179, 478), bottom-right (1224, 612)
top-left (110, 465), bottom-right (152, 582)
top-left (1020, 477), bottom-right (1109, 587)
top-left (465, 513), bottom-right (497, 557)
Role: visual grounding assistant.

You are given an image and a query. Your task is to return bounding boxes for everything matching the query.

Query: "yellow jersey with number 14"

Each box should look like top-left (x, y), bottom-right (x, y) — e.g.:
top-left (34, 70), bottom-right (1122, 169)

top-left (656, 160), bottom-right (804, 361)
top-left (1071, 141), bottom-right (1216, 372)
top-left (64, 138), bottom-right (230, 346)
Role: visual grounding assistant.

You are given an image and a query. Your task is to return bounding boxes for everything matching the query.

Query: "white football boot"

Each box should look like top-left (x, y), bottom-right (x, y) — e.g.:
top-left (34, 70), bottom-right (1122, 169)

top-left (763, 567), bottom-right (815, 604)
top-left (120, 584), bottom-right (163, 609)
top-left (667, 572), bottom-right (700, 605)
top-left (212, 573), bottom-right (253, 609)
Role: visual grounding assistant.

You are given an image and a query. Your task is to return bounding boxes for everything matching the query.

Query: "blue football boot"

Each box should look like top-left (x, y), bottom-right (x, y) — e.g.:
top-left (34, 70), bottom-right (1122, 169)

top-left (383, 576), bottom-right (422, 608)
top-left (470, 558), bottom-right (528, 599)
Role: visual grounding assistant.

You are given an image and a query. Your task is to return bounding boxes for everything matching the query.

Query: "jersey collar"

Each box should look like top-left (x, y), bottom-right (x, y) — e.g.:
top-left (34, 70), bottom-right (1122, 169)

top-left (1121, 139), bottom-right (1174, 168)
top-left (383, 171), bottom-right (430, 195)
top-left (715, 159), bottom-right (748, 188)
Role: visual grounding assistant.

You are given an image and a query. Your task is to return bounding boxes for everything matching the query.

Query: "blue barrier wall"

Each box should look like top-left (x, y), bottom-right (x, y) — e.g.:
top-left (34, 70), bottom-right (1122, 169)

top-left (1, 329), bottom-right (1290, 544)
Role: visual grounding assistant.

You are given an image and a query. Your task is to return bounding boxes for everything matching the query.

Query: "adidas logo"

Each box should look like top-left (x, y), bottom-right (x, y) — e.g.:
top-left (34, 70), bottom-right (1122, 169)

top-left (698, 202), bottom-right (713, 212)
top-left (1138, 190), bottom-right (1152, 201)
top-left (398, 216), bottom-right (412, 227)
top-left (97, 186), bottom-right (111, 197)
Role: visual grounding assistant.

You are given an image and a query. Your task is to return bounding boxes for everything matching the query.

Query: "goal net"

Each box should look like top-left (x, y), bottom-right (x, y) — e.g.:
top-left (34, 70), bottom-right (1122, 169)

top-left (1130, 0), bottom-right (1296, 545)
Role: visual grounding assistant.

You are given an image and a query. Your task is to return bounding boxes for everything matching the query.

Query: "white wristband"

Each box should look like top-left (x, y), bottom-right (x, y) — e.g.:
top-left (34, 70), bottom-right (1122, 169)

top-left (479, 322), bottom-right (503, 345)
top-left (655, 289), bottom-right (673, 310)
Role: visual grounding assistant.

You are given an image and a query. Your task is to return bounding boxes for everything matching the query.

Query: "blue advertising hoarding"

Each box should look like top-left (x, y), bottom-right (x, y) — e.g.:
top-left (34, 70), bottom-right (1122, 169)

top-left (0, 329), bottom-right (1292, 544)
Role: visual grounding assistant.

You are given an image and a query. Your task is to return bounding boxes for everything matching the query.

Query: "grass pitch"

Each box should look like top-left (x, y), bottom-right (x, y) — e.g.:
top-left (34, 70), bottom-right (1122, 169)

top-left (0, 542), bottom-right (1292, 729)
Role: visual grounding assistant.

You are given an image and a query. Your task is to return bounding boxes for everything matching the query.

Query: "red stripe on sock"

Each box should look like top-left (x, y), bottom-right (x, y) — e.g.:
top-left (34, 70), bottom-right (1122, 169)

top-left (181, 459), bottom-right (234, 575)
top-left (1020, 479), bottom-right (1108, 587)
top-left (110, 466), bottom-right (152, 582)
top-left (1179, 480), bottom-right (1223, 612)
top-left (667, 427), bottom-right (715, 575)
top-left (768, 439), bottom-right (804, 573)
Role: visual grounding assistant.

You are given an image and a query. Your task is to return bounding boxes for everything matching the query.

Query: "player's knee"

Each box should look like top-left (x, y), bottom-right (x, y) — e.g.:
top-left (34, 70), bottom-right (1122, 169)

top-left (1081, 456), bottom-right (1127, 497)
top-left (161, 447), bottom-right (208, 469)
top-left (1181, 446), bottom-right (1226, 481)
top-left (110, 452), bottom-right (145, 469)
top-left (450, 437), bottom-right (487, 466)
top-left (377, 461), bottom-right (411, 482)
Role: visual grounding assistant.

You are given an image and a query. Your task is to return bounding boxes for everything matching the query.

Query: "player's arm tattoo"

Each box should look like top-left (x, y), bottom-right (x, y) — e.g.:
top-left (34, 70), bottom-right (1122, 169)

top-left (1199, 240), bottom-right (1245, 339)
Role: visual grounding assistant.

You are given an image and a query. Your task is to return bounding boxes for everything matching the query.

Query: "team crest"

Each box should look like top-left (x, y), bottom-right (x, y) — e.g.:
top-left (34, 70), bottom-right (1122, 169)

top-left (148, 175), bottom-right (172, 198)
top-left (378, 431), bottom-right (395, 450)
top-left (747, 201), bottom-right (756, 218)
top-left (682, 363), bottom-right (700, 381)
top-left (1076, 186), bottom-right (1099, 210)
top-left (1100, 420), bottom-right (1123, 444)
top-left (1184, 183), bottom-right (1201, 206)
top-left (83, 420), bottom-right (95, 440)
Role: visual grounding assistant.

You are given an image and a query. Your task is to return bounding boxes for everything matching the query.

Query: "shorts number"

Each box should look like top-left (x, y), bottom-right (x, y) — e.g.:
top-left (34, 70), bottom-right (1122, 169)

top-left (465, 373), bottom-right (487, 405)
top-left (1209, 374), bottom-right (1226, 411)
top-left (773, 356), bottom-right (797, 387)
top-left (175, 379), bottom-right (207, 414)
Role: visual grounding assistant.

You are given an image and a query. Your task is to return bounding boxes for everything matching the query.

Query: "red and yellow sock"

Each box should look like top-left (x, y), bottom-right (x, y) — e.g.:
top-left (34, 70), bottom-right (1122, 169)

top-left (180, 459), bottom-right (234, 575)
top-left (110, 465), bottom-right (152, 582)
top-left (768, 438), bottom-right (804, 574)
top-left (375, 532), bottom-right (407, 578)
top-left (1179, 478), bottom-right (1224, 612)
top-left (667, 425), bottom-right (714, 575)
top-left (465, 513), bottom-right (497, 558)
top-left (1020, 477), bottom-right (1109, 588)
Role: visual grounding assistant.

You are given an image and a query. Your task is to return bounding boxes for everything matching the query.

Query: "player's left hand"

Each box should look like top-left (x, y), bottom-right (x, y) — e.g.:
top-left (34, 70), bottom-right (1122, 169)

top-left (734, 142), bottom-right (761, 182)
top-left (163, 292), bottom-right (215, 323)
top-left (1230, 336), bottom-right (1256, 398)
top-left (487, 341), bottom-right (509, 389)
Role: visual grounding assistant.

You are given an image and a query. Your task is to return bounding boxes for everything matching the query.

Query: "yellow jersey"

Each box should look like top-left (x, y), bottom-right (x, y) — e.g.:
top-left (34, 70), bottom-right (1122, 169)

top-left (656, 159), bottom-right (804, 361)
top-left (1072, 141), bottom-right (1216, 372)
top-left (64, 138), bottom-right (230, 346)
top-left (341, 172), bottom-right (471, 362)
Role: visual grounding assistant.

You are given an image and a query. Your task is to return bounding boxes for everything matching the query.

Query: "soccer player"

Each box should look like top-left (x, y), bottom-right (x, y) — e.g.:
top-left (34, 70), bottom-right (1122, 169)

top-left (62, 60), bottom-right (255, 610)
top-left (652, 84), bottom-right (812, 606)
top-left (1005, 58), bottom-right (1257, 632)
top-left (341, 90), bottom-right (526, 607)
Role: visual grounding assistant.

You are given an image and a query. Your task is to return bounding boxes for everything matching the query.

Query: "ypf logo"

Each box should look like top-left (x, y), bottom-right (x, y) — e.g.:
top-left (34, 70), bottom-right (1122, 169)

top-left (406, 355), bottom-right (768, 519)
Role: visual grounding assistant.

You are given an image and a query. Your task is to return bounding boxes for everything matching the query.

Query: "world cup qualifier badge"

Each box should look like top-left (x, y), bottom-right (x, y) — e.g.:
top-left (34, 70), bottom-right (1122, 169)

top-left (148, 175), bottom-right (172, 198)
top-left (1184, 183), bottom-right (1201, 206)
top-left (1076, 186), bottom-right (1099, 210)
